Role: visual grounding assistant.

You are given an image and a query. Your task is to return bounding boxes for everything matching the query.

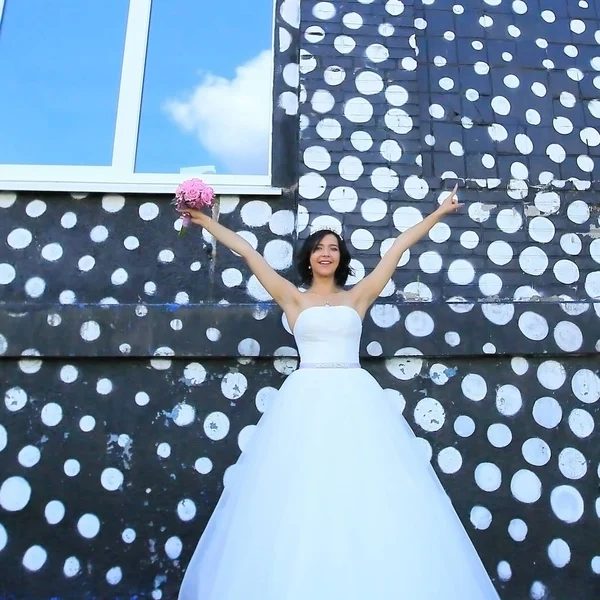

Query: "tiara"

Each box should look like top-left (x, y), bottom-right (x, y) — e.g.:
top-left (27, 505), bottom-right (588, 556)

top-left (309, 224), bottom-right (343, 238)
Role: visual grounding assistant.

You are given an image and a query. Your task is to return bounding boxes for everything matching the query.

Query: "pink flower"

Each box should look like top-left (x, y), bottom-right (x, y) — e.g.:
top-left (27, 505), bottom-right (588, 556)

top-left (173, 178), bottom-right (215, 234)
top-left (175, 178), bottom-right (215, 208)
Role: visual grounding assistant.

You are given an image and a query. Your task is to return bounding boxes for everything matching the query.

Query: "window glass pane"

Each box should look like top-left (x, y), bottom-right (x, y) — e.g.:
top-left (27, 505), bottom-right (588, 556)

top-left (0, 0), bottom-right (128, 166)
top-left (136, 0), bottom-right (274, 176)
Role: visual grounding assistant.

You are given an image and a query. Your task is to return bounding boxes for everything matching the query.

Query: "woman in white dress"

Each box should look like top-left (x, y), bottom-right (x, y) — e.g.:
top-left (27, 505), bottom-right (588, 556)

top-left (177, 186), bottom-right (501, 600)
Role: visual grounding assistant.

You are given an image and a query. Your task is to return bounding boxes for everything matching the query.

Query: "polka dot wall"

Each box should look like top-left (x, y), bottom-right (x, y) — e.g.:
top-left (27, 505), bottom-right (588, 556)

top-left (1, 355), bottom-right (599, 598)
top-left (0, 0), bottom-right (599, 599)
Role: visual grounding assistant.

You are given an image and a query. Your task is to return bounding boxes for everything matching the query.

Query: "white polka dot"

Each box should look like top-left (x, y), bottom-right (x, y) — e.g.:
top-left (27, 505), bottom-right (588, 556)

top-left (511, 357), bottom-right (529, 376)
top-left (429, 222), bottom-right (451, 243)
top-left (355, 71), bottom-right (383, 96)
top-left (479, 273), bottom-right (502, 296)
top-left (419, 251), bottom-right (443, 274)
top-left (548, 538), bottom-right (571, 568)
top-left (24, 277), bottom-right (45, 299)
top-left (528, 217), bottom-right (554, 243)
top-left (222, 268), bottom-right (243, 288)
top-left (0, 476), bottom-right (32, 511)
top-left (385, 85), bottom-right (408, 107)
top-left (385, 108), bottom-right (414, 135)
top-left (414, 397), bottom-right (445, 432)
top-left (448, 260), bottom-right (475, 285)
top-left (344, 97), bottom-right (374, 123)
top-left (90, 225), bottom-right (108, 243)
top-left (380, 140), bottom-right (403, 162)
top-left (350, 229), bottom-right (374, 250)
top-left (522, 438), bottom-right (551, 466)
top-left (510, 469), bottom-right (542, 503)
top-left (438, 447), bottom-right (462, 474)
top-left (264, 240), bottom-right (293, 270)
top-left (530, 581), bottom-right (547, 600)
top-left (537, 360), bottom-right (566, 390)
top-left (404, 311), bottom-right (434, 337)
top-left (518, 311), bottom-right (548, 341)
top-left (487, 423), bottom-right (512, 448)
top-left (470, 506), bottom-right (492, 530)
top-left (157, 442), bottom-right (171, 458)
top-left (554, 321), bottom-right (583, 352)
top-left (0, 262), bottom-right (16, 285)
top-left (339, 156), bottom-right (364, 181)
top-left (64, 458), bottom-right (80, 476)
top-left (23, 545), bottom-right (47, 571)
top-left (177, 498), bottom-right (197, 522)
top-left (80, 321), bottom-right (101, 342)
top-left (106, 566), bottom-right (123, 585)
top-left (79, 415), bottom-right (96, 432)
top-left (508, 519), bottom-right (527, 542)
top-left (533, 397), bottom-right (563, 429)
top-left (526, 108), bottom-right (541, 125)
top-left (461, 374), bottom-right (487, 401)
top-left (365, 44), bottom-right (390, 67)
top-left (481, 303), bottom-right (514, 326)
top-left (5, 387), bottom-right (28, 412)
top-left (303, 146), bottom-right (331, 171)
top-left (519, 247), bottom-right (548, 276)
top-left (18, 445), bottom-right (41, 468)
top-left (313, 2), bottom-right (336, 19)
top-left (550, 485), bottom-right (584, 523)
top-left (568, 408), bottom-right (594, 439)
top-left (571, 369), bottom-right (600, 404)
top-left (488, 123), bottom-right (508, 141)
top-left (7, 228), bottom-right (32, 250)
top-left (497, 208), bottom-right (522, 233)
top-left (77, 513), bottom-right (100, 538)
top-left (487, 240), bottom-right (513, 266)
top-left (496, 385), bottom-right (522, 416)
top-left (475, 463), bottom-right (501, 492)
top-left (491, 96), bottom-right (510, 116)
top-left (460, 231), bottom-right (479, 249)
top-left (568, 200), bottom-right (590, 224)
top-left (558, 447), bottom-right (587, 480)
top-left (586, 271), bottom-right (600, 299)
top-left (547, 143), bottom-right (566, 163)
top-left (45, 500), bottom-right (66, 525)
top-left (316, 118), bottom-right (342, 141)
top-left (101, 468), bottom-right (124, 491)
top-left (323, 66), bottom-right (345, 86)
top-left (204, 412), bottom-right (230, 441)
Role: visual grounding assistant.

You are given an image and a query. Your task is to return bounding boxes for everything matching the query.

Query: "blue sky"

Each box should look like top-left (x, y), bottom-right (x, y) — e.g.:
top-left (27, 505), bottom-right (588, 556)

top-left (0, 0), bottom-right (273, 175)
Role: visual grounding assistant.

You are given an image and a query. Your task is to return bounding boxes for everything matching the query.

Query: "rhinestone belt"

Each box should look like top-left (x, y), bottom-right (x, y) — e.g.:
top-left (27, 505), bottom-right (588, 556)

top-left (299, 362), bottom-right (361, 369)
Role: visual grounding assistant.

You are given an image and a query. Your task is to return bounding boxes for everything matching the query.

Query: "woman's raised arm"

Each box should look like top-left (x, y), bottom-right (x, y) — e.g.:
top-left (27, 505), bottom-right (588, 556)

top-left (185, 209), bottom-right (301, 310)
top-left (349, 185), bottom-right (462, 313)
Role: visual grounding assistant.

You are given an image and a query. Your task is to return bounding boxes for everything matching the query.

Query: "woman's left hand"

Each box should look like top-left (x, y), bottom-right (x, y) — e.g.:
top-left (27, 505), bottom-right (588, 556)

top-left (436, 184), bottom-right (463, 215)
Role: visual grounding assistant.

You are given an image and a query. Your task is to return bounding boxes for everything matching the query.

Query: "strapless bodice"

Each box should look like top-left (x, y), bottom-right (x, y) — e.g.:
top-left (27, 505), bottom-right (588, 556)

top-left (293, 305), bottom-right (362, 367)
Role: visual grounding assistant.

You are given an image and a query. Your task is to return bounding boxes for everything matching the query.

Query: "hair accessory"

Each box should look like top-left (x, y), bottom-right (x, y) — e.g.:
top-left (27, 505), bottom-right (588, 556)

top-left (310, 226), bottom-right (343, 239)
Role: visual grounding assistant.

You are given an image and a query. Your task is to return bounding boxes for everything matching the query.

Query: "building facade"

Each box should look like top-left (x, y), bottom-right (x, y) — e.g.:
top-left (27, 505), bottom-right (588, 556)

top-left (0, 0), bottom-right (599, 598)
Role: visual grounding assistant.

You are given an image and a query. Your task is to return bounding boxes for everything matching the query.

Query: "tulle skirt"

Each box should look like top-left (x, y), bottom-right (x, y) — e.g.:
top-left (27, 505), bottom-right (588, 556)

top-left (178, 367), bottom-right (500, 600)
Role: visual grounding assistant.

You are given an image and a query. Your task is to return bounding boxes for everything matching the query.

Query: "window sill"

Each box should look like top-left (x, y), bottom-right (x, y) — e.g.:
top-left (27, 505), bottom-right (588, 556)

top-left (0, 166), bottom-right (282, 196)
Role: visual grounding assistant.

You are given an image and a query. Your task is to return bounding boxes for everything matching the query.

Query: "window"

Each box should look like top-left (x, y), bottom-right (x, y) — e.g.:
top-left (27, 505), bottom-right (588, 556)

top-left (0, 0), bottom-right (279, 194)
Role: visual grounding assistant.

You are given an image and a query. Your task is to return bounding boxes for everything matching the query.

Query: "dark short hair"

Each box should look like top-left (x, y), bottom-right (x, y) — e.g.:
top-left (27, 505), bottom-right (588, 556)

top-left (296, 229), bottom-right (354, 287)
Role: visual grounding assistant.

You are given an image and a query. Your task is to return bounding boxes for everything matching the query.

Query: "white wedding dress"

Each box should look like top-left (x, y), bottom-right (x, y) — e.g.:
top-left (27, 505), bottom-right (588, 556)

top-left (179, 305), bottom-right (500, 599)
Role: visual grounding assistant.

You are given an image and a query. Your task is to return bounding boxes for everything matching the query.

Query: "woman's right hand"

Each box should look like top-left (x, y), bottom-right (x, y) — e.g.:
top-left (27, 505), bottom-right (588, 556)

top-left (178, 207), bottom-right (210, 227)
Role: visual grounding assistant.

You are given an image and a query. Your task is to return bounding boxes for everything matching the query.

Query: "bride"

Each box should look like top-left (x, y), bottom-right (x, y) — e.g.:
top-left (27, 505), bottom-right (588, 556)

top-left (177, 186), bottom-right (500, 600)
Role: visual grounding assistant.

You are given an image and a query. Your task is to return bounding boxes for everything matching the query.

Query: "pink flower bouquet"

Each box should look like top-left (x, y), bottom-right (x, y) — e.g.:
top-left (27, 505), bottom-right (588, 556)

top-left (173, 178), bottom-right (215, 232)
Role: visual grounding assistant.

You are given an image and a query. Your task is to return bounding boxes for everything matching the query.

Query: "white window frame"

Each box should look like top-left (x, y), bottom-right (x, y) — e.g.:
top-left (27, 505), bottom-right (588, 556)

top-left (0, 0), bottom-right (280, 195)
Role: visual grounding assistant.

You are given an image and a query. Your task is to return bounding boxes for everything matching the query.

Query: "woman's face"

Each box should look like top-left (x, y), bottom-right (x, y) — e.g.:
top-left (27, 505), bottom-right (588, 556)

top-left (309, 233), bottom-right (340, 280)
